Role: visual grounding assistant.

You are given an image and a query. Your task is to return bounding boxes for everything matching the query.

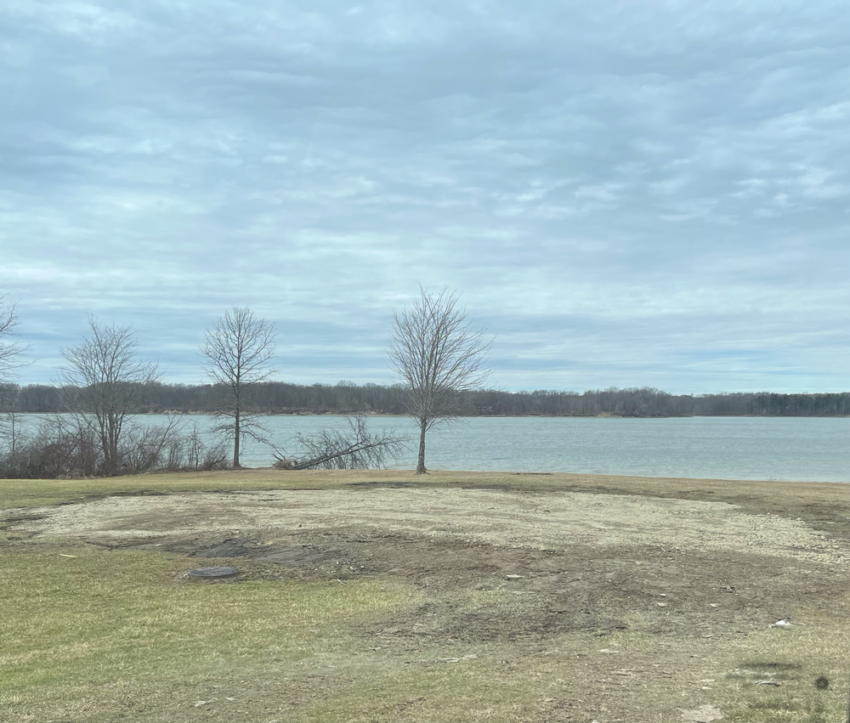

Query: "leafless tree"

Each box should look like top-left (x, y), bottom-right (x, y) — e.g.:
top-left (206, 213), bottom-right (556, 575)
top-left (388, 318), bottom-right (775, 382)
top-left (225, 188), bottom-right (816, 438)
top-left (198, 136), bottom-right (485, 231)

top-left (274, 416), bottom-right (407, 470)
top-left (59, 317), bottom-right (160, 475)
top-left (0, 408), bottom-right (24, 459)
top-left (0, 294), bottom-right (26, 384)
top-left (201, 307), bottom-right (276, 467)
top-left (0, 295), bottom-right (28, 457)
top-left (388, 287), bottom-right (491, 474)
top-left (166, 424), bottom-right (229, 471)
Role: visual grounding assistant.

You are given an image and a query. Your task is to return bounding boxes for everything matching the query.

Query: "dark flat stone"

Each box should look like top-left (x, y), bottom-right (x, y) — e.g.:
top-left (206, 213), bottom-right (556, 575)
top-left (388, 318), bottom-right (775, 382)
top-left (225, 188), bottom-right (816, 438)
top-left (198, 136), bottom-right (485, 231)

top-left (189, 566), bottom-right (239, 579)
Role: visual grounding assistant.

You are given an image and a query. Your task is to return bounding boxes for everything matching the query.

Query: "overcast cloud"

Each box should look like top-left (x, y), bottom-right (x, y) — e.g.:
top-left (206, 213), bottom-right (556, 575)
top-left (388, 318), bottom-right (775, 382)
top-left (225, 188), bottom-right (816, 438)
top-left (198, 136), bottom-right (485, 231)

top-left (2, 1), bottom-right (849, 392)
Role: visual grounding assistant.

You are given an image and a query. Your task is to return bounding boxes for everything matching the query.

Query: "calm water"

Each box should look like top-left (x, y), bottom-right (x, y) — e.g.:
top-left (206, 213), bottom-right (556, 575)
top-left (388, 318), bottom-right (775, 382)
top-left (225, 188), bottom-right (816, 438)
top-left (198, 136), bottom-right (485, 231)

top-left (13, 414), bottom-right (850, 482)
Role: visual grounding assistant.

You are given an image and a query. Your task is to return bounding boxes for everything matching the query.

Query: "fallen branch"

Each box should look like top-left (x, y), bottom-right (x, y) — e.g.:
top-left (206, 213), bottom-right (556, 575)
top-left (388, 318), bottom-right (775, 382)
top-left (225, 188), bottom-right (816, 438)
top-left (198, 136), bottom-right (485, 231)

top-left (273, 416), bottom-right (407, 470)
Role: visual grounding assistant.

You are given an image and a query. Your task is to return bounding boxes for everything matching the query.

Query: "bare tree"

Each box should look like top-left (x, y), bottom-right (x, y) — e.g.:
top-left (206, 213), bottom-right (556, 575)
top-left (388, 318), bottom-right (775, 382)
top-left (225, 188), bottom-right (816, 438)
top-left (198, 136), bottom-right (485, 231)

top-left (60, 317), bottom-right (160, 475)
top-left (0, 408), bottom-right (24, 459)
top-left (0, 294), bottom-right (26, 384)
top-left (0, 295), bottom-right (27, 447)
top-left (388, 287), bottom-right (491, 474)
top-left (273, 416), bottom-right (407, 470)
top-left (201, 307), bottom-right (276, 467)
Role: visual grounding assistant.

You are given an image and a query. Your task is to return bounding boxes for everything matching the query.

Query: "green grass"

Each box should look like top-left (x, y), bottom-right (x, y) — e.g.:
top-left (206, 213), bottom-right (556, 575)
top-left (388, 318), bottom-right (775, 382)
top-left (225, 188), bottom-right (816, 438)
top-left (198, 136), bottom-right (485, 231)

top-left (0, 547), bottom-right (420, 721)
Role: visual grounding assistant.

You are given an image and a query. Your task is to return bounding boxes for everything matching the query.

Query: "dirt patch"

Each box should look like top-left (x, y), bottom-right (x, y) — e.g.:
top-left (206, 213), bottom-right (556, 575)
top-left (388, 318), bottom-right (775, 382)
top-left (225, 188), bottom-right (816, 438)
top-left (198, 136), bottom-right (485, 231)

top-left (207, 528), bottom-right (829, 644)
top-left (191, 537), bottom-right (341, 567)
top-left (7, 486), bottom-right (850, 650)
top-left (155, 527), bottom-right (834, 645)
top-left (9, 487), bottom-right (848, 566)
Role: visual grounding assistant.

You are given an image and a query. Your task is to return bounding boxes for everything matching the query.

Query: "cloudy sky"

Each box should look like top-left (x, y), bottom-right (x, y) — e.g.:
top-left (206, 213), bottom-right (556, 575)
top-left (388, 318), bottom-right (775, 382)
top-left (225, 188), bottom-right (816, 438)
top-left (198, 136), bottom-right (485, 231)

top-left (2, 1), bottom-right (849, 392)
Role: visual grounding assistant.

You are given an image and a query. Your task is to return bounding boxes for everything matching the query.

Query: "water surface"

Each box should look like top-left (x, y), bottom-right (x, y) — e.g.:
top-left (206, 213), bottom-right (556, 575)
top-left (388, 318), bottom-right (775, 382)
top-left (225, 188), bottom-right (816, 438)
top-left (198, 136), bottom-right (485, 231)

top-left (12, 414), bottom-right (850, 482)
top-left (161, 414), bottom-right (850, 482)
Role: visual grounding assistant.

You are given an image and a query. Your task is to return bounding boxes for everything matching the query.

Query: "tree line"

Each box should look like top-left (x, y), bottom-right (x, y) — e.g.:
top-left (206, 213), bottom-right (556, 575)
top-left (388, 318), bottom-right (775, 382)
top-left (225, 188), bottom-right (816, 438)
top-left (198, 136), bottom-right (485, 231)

top-left (5, 381), bottom-right (850, 418)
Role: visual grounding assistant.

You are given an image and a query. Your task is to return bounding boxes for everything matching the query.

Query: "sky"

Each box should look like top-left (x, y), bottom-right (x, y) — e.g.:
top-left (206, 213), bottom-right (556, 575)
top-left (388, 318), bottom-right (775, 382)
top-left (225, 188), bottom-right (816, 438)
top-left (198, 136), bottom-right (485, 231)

top-left (2, 0), bottom-right (849, 393)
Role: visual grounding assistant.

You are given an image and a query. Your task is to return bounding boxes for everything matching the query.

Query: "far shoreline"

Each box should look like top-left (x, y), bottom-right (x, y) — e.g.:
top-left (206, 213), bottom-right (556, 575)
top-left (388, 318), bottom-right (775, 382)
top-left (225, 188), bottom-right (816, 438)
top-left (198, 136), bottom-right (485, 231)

top-left (6, 409), bottom-right (850, 419)
top-left (18, 410), bottom-right (848, 419)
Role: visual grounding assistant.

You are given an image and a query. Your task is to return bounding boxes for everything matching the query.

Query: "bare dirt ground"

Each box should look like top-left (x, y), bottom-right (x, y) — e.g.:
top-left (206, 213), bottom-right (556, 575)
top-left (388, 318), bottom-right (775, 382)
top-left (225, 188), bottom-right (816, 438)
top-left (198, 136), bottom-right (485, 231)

top-left (9, 483), bottom-right (850, 649)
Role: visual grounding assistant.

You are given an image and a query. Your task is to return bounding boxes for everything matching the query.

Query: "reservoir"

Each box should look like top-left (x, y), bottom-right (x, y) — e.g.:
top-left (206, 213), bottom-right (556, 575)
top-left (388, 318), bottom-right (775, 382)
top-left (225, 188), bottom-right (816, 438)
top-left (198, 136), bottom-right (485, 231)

top-left (86, 414), bottom-right (850, 482)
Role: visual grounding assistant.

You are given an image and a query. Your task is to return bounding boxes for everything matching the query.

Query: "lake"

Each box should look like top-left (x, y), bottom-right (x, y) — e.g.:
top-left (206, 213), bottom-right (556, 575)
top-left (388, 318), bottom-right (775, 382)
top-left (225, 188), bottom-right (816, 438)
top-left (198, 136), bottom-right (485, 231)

top-left (57, 414), bottom-right (850, 483)
top-left (8, 414), bottom-right (850, 482)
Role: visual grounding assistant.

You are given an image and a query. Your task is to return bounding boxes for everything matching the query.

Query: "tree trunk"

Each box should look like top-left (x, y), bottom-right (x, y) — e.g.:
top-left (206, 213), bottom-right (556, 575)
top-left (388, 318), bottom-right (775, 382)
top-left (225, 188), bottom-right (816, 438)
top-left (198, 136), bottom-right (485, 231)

top-left (233, 410), bottom-right (241, 468)
top-left (415, 419), bottom-right (427, 474)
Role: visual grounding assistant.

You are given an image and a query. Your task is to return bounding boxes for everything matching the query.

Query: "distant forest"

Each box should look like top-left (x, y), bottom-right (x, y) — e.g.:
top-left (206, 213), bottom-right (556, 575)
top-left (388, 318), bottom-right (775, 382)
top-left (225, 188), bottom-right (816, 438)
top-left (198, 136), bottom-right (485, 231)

top-left (3, 382), bottom-right (850, 417)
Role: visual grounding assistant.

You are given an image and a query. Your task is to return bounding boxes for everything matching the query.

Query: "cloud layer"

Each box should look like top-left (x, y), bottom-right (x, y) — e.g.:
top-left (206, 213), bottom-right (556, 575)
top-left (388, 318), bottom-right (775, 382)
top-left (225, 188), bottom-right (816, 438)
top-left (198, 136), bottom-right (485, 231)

top-left (2, 1), bottom-right (849, 392)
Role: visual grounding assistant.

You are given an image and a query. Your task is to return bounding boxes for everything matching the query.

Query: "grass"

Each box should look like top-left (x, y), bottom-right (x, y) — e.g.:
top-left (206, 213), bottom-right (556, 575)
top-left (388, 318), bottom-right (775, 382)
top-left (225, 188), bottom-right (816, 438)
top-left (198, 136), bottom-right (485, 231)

top-left (0, 546), bottom-right (420, 722)
top-left (3, 469), bottom-right (850, 721)
top-left (718, 615), bottom-right (850, 723)
top-left (0, 468), bottom-right (439, 511)
top-left (4, 466), bottom-right (850, 518)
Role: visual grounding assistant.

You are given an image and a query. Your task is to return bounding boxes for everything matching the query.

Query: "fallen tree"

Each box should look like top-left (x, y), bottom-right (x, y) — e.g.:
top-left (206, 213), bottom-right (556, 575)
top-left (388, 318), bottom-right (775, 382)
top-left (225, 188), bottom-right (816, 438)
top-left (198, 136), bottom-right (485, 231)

top-left (273, 416), bottom-right (407, 470)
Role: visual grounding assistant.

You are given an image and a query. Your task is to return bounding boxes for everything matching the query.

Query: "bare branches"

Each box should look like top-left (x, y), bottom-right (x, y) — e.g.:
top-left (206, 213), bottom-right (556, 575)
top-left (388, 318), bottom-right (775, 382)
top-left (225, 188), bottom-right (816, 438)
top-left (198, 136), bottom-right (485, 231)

top-left (60, 318), bottom-right (159, 391)
top-left (275, 416), bottom-right (407, 470)
top-left (59, 317), bottom-right (160, 475)
top-left (388, 286), bottom-right (492, 474)
top-left (0, 416), bottom-right (231, 479)
top-left (0, 294), bottom-right (28, 384)
top-left (201, 307), bottom-right (276, 392)
top-left (200, 307), bottom-right (276, 467)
